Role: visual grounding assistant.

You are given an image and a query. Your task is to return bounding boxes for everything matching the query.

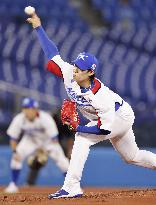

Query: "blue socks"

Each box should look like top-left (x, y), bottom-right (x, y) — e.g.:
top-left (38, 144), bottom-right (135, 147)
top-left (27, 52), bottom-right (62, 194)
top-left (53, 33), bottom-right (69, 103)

top-left (11, 169), bottom-right (21, 184)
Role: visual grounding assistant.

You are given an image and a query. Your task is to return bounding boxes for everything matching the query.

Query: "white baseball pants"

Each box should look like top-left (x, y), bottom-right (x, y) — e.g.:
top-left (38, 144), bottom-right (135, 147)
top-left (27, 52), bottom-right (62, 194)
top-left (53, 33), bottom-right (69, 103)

top-left (11, 137), bottom-right (69, 173)
top-left (62, 102), bottom-right (156, 193)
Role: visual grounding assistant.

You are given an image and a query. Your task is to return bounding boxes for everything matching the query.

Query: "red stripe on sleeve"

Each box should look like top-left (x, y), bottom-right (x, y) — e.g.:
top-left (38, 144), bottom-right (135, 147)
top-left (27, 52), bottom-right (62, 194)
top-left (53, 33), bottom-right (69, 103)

top-left (91, 78), bottom-right (101, 94)
top-left (46, 60), bottom-right (63, 78)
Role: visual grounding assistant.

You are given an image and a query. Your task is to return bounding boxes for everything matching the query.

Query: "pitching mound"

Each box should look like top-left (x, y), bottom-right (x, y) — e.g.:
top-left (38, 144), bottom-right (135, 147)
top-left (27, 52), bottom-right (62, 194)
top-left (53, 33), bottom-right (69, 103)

top-left (0, 186), bottom-right (156, 205)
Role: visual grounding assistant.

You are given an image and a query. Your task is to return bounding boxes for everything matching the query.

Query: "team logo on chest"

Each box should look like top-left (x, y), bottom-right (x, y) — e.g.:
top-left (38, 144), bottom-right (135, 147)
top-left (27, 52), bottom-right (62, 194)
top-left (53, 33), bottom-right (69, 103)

top-left (66, 87), bottom-right (89, 105)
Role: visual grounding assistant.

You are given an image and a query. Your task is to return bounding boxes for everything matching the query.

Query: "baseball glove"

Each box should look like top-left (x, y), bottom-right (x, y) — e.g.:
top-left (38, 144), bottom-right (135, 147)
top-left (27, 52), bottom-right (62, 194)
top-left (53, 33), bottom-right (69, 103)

top-left (61, 99), bottom-right (80, 130)
top-left (27, 149), bottom-right (48, 169)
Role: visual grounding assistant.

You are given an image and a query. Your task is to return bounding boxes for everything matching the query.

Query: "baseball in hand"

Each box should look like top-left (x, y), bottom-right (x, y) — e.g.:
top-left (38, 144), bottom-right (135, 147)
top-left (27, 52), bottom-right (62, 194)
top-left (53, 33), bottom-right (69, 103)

top-left (24, 6), bottom-right (35, 15)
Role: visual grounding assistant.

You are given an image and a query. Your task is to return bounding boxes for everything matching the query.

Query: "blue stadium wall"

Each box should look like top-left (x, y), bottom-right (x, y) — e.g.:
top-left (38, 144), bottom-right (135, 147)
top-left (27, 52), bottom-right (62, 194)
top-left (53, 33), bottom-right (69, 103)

top-left (0, 146), bottom-right (156, 187)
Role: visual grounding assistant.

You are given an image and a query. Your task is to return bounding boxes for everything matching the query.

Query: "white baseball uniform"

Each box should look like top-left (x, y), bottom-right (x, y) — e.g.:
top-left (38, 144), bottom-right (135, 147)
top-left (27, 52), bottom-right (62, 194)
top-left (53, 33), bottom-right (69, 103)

top-left (7, 110), bottom-right (69, 172)
top-left (49, 55), bottom-right (156, 194)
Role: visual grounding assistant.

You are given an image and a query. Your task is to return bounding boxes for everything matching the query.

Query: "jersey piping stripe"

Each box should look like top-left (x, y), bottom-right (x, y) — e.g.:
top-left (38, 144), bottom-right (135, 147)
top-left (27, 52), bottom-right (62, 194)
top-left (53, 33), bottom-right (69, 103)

top-left (91, 78), bottom-right (101, 94)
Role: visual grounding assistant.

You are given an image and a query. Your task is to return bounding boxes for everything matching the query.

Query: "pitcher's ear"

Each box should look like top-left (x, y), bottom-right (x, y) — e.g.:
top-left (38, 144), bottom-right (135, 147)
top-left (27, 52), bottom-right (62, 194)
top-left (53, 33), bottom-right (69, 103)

top-left (88, 69), bottom-right (95, 76)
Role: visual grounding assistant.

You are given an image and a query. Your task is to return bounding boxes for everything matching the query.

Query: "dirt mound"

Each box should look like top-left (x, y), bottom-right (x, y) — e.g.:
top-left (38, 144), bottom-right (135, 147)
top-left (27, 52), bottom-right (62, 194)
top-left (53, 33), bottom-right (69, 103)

top-left (0, 187), bottom-right (155, 205)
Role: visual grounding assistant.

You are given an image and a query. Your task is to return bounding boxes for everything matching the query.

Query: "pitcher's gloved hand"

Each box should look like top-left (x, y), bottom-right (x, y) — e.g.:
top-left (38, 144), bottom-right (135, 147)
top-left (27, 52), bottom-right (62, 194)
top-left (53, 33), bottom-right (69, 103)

top-left (61, 99), bottom-right (80, 131)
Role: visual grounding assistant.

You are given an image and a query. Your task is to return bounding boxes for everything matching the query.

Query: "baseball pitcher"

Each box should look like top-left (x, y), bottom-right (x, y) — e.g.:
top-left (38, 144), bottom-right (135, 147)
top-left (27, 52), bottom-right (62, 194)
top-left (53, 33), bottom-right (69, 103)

top-left (26, 11), bottom-right (156, 199)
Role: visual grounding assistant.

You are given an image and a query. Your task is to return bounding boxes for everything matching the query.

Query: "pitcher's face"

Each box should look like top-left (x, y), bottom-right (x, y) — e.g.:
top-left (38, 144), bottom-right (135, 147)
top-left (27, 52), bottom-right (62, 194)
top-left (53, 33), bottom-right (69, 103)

top-left (73, 67), bottom-right (94, 86)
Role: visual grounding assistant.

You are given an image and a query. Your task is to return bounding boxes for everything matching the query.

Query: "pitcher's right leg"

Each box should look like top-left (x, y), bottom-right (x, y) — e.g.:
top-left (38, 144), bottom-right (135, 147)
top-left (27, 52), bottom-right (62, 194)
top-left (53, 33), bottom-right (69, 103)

top-left (110, 128), bottom-right (156, 169)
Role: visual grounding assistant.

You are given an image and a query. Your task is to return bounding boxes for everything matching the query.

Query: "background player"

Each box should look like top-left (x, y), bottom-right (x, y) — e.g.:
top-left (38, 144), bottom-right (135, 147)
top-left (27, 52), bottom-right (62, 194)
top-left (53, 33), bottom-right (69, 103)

top-left (26, 107), bottom-right (74, 186)
top-left (26, 148), bottom-right (49, 186)
top-left (27, 11), bottom-right (156, 199)
top-left (4, 97), bottom-right (69, 193)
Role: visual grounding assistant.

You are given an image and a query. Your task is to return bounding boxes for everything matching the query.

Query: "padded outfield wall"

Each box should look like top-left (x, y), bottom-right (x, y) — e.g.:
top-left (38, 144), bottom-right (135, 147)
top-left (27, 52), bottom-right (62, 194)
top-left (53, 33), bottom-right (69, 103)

top-left (0, 146), bottom-right (156, 187)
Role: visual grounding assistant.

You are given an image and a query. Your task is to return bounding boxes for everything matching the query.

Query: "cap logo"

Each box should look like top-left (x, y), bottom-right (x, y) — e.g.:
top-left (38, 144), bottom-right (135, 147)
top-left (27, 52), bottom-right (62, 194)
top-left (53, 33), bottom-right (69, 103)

top-left (77, 53), bottom-right (88, 61)
top-left (91, 64), bottom-right (96, 70)
top-left (23, 98), bottom-right (30, 105)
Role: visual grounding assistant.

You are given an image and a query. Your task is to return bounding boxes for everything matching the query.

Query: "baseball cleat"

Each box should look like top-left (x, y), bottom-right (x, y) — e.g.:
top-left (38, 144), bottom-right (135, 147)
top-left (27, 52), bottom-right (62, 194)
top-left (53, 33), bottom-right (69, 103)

top-left (48, 189), bottom-right (83, 199)
top-left (4, 182), bottom-right (19, 193)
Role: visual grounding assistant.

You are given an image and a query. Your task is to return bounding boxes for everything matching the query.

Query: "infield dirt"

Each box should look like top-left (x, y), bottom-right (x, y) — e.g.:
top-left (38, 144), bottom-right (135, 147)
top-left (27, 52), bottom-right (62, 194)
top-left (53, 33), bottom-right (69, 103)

top-left (0, 186), bottom-right (156, 205)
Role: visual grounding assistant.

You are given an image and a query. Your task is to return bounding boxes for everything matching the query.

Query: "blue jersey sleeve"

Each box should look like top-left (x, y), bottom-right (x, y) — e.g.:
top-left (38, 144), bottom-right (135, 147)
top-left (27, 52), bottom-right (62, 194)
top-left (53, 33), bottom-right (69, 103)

top-left (35, 26), bottom-right (59, 59)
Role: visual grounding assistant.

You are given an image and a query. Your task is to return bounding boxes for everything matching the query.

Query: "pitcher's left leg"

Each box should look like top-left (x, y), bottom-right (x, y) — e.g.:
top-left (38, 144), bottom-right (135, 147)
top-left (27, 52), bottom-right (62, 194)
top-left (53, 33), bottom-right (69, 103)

top-left (48, 133), bottom-right (96, 199)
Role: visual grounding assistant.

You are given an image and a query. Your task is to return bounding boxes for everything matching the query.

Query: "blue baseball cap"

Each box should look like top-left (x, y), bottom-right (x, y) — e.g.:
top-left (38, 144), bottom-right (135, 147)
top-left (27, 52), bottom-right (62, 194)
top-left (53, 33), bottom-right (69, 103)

top-left (72, 52), bottom-right (98, 72)
top-left (21, 97), bottom-right (39, 109)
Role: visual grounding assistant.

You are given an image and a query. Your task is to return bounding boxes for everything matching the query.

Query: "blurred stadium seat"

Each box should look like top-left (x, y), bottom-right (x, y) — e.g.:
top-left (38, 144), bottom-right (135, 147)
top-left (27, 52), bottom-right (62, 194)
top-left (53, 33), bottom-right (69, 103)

top-left (91, 0), bottom-right (156, 27)
top-left (0, 0), bottom-right (156, 146)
